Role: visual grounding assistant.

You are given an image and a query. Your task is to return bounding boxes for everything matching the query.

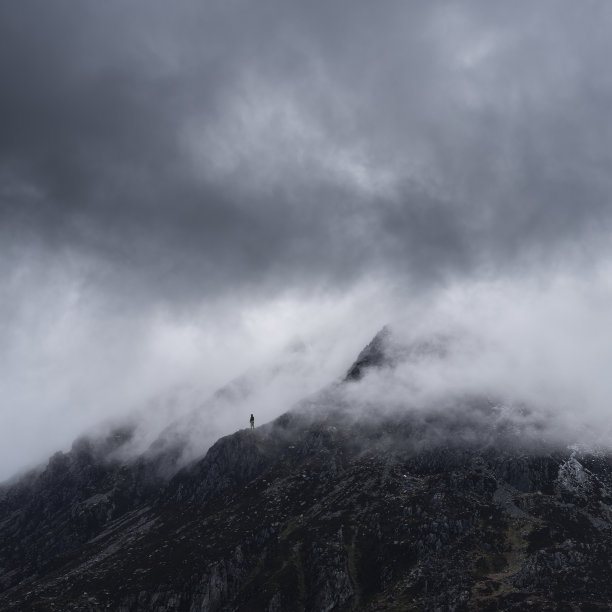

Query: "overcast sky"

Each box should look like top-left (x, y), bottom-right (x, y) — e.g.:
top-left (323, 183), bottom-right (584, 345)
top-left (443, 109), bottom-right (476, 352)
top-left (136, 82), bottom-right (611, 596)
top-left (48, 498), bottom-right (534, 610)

top-left (2, 1), bottom-right (612, 480)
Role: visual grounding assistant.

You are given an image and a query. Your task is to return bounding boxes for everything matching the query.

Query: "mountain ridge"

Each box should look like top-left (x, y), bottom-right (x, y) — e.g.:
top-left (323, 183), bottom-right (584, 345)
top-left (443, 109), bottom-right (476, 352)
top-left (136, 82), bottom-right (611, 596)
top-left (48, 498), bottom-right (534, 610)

top-left (2, 329), bottom-right (612, 610)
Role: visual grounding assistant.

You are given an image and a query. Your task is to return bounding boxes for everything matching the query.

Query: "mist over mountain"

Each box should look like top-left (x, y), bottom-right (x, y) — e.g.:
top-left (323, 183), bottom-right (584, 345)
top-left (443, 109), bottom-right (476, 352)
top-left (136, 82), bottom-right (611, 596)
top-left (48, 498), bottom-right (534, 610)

top-left (2, 328), bottom-right (612, 610)
top-left (3, 1), bottom-right (612, 609)
top-left (4, 0), bottom-right (612, 483)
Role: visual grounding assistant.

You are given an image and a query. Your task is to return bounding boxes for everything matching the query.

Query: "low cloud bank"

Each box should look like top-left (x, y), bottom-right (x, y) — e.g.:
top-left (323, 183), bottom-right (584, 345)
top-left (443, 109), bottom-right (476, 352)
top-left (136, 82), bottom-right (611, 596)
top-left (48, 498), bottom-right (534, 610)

top-left (3, 265), bottom-right (612, 481)
top-left (342, 272), bottom-right (612, 449)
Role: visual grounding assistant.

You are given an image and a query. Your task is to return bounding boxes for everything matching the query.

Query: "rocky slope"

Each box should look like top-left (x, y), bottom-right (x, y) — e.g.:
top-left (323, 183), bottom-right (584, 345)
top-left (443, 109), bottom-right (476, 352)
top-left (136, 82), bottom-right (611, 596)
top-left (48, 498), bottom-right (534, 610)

top-left (1, 330), bottom-right (612, 611)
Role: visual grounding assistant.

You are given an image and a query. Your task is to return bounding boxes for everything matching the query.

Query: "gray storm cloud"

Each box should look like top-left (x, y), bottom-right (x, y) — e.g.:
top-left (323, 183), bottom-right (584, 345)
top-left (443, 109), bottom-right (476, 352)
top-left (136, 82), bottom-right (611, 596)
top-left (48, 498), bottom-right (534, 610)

top-left (2, 0), bottom-right (612, 479)
top-left (3, 0), bottom-right (612, 298)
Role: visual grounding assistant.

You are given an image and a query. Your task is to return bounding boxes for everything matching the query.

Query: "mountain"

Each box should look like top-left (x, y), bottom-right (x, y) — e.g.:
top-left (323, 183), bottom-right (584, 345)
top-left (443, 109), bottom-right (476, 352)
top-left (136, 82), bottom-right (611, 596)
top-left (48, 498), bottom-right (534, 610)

top-left (1, 329), bottom-right (612, 611)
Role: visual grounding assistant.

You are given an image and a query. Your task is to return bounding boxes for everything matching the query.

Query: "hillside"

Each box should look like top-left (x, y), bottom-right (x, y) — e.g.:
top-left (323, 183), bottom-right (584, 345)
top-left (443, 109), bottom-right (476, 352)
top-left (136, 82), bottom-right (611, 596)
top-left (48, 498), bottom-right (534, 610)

top-left (1, 330), bottom-right (612, 611)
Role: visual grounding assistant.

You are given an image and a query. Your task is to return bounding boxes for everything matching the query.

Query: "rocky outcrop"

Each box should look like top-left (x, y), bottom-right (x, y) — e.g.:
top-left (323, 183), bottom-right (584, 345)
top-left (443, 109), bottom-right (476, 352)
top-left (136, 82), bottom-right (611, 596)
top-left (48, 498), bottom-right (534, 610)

top-left (345, 326), bottom-right (393, 381)
top-left (0, 426), bottom-right (166, 594)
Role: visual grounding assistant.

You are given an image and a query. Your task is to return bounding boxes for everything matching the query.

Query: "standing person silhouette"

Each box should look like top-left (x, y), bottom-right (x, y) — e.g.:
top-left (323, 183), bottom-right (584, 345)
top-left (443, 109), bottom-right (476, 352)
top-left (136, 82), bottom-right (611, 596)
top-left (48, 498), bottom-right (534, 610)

top-left (250, 414), bottom-right (254, 430)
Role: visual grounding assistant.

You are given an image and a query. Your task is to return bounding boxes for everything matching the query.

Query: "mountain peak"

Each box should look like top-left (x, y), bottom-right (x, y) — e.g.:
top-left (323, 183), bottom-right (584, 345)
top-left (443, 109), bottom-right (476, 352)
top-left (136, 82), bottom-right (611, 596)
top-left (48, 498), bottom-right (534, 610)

top-left (345, 325), bottom-right (393, 380)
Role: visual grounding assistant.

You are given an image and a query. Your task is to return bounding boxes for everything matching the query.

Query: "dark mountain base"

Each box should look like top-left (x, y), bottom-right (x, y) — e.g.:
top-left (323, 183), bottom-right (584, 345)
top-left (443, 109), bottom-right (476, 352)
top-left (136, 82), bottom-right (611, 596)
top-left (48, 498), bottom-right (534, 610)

top-left (2, 330), bottom-right (612, 610)
top-left (2, 408), bottom-right (612, 611)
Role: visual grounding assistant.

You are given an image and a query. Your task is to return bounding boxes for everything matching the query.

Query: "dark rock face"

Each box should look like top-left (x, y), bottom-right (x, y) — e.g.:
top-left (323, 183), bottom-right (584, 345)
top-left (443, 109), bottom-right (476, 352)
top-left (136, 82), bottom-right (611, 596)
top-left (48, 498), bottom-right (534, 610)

top-left (0, 425), bottom-right (163, 591)
top-left (2, 333), bottom-right (612, 611)
top-left (345, 326), bottom-right (393, 381)
top-left (344, 326), bottom-right (449, 382)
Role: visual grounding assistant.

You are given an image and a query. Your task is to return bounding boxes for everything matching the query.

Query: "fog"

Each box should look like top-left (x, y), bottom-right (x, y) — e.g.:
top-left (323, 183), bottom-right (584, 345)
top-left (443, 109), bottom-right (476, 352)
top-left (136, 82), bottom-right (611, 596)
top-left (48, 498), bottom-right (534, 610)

top-left (3, 1), bottom-right (612, 480)
top-left (4, 262), bottom-right (612, 480)
top-left (0, 272), bottom-right (389, 480)
top-left (343, 270), bottom-right (612, 450)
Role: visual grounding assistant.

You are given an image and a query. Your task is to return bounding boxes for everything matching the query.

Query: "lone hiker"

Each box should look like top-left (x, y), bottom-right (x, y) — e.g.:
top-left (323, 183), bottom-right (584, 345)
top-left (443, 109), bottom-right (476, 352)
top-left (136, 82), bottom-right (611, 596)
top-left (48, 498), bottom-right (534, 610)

top-left (250, 414), bottom-right (255, 430)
